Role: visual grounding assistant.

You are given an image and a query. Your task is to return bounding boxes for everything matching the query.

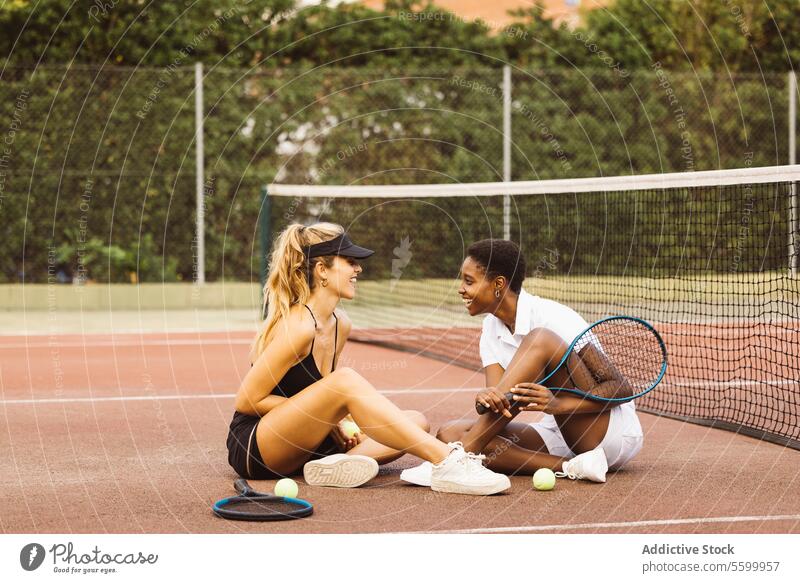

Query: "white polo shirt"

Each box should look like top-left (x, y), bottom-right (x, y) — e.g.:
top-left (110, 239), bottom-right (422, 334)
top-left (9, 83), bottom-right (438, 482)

top-left (479, 289), bottom-right (636, 426)
top-left (479, 289), bottom-right (589, 369)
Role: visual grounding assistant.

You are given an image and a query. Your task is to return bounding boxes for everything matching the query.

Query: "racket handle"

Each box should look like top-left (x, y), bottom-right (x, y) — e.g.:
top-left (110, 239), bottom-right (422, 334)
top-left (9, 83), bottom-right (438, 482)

top-left (234, 478), bottom-right (251, 495)
top-left (475, 391), bottom-right (516, 415)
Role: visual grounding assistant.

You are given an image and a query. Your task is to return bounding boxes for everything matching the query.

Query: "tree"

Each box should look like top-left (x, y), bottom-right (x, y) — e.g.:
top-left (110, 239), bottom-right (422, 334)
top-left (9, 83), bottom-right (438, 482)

top-left (584, 0), bottom-right (798, 72)
top-left (0, 0), bottom-right (295, 66)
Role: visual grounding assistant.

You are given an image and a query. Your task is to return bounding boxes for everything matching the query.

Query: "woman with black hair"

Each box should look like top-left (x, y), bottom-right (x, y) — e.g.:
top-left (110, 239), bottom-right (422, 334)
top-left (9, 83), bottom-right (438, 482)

top-left (401, 239), bottom-right (644, 486)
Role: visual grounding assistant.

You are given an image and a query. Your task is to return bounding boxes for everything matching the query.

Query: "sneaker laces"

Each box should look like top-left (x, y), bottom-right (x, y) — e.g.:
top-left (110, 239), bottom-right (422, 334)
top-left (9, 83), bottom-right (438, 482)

top-left (465, 451), bottom-right (486, 464)
top-left (446, 443), bottom-right (489, 473)
top-left (554, 462), bottom-right (577, 480)
top-left (460, 451), bottom-right (490, 475)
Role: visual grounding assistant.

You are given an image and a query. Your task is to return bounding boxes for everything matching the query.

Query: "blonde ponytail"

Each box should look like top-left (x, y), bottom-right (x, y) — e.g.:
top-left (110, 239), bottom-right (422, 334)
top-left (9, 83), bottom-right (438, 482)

top-left (251, 222), bottom-right (344, 360)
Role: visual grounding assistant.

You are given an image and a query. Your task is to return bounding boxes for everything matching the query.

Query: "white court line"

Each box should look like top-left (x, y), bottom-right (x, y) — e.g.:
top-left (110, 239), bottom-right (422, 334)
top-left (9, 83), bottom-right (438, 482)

top-left (0, 327), bottom-right (259, 338)
top-left (0, 338), bottom-right (253, 348)
top-left (398, 513), bottom-right (800, 534)
top-left (664, 379), bottom-right (798, 388)
top-left (4, 380), bottom-right (799, 405)
top-left (0, 386), bottom-right (482, 405)
top-left (1, 393), bottom-right (236, 405)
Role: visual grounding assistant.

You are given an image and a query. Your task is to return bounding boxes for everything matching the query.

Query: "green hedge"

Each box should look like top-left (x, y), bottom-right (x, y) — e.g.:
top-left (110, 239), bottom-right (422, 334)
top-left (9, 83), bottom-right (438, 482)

top-left (0, 65), bottom-right (793, 283)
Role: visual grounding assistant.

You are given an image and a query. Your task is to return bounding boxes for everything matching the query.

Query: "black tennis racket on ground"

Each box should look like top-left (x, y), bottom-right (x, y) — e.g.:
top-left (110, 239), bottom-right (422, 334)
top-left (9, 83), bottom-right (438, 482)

top-left (476, 316), bottom-right (668, 414)
top-left (212, 479), bottom-right (313, 521)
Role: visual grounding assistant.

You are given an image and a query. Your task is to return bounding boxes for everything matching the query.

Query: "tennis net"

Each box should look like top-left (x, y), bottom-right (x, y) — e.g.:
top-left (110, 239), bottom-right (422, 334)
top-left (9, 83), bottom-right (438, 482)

top-left (265, 165), bottom-right (800, 449)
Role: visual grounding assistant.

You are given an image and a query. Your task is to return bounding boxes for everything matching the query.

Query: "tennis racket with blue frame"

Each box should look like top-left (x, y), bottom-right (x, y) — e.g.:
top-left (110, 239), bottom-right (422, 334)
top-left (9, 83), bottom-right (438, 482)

top-left (213, 479), bottom-right (313, 522)
top-left (476, 315), bottom-right (668, 414)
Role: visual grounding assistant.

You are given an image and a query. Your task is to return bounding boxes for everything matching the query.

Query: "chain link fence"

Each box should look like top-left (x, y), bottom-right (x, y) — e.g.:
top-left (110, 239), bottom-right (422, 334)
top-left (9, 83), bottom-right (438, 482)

top-left (0, 64), bottom-right (795, 283)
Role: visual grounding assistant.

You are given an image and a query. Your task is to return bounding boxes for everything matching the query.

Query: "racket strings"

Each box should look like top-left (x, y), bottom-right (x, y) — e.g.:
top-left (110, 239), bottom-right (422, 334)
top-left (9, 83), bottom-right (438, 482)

top-left (219, 497), bottom-right (304, 516)
top-left (591, 319), bottom-right (664, 393)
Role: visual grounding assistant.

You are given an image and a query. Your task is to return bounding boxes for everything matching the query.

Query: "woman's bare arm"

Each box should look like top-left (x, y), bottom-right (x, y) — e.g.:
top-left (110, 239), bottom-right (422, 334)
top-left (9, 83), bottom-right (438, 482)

top-left (512, 340), bottom-right (628, 415)
top-left (234, 312), bottom-right (315, 416)
top-left (484, 363), bottom-right (504, 388)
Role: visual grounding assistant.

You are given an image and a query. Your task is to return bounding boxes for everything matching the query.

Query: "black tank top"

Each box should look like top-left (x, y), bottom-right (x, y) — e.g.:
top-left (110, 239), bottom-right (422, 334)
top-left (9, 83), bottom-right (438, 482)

top-left (232, 305), bottom-right (338, 427)
top-left (272, 305), bottom-right (339, 398)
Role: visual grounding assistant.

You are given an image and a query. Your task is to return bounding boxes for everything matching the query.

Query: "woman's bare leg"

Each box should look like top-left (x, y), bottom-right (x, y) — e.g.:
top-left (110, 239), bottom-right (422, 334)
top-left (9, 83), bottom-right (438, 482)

top-left (458, 329), bottom-right (564, 453)
top-left (437, 419), bottom-right (567, 473)
top-left (256, 368), bottom-right (450, 474)
top-left (347, 410), bottom-right (431, 465)
top-left (458, 328), bottom-right (610, 456)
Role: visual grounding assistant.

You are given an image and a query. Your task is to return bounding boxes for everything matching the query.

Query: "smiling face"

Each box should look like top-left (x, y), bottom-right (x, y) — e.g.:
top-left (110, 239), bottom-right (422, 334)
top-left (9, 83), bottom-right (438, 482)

top-left (315, 255), bottom-right (363, 300)
top-left (458, 256), bottom-right (504, 316)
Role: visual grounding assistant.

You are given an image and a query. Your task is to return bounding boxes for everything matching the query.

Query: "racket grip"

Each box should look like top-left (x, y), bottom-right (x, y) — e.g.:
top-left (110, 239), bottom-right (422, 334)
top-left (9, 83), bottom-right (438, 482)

top-left (234, 478), bottom-right (251, 495)
top-left (475, 391), bottom-right (516, 415)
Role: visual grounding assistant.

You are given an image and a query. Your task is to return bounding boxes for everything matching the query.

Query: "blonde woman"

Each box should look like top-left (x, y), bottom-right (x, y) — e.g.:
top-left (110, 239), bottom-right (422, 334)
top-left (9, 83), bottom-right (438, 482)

top-left (226, 223), bottom-right (510, 495)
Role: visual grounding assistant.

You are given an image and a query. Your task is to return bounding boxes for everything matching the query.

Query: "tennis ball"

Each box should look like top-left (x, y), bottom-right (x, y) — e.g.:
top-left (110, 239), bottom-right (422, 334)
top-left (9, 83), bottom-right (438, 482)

top-left (341, 420), bottom-right (360, 438)
top-left (274, 478), bottom-right (299, 498)
top-left (532, 468), bottom-right (556, 491)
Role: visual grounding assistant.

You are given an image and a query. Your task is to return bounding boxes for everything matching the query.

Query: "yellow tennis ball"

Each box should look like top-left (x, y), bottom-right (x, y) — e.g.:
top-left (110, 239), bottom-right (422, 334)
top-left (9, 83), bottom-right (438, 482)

top-left (532, 468), bottom-right (556, 491)
top-left (274, 478), bottom-right (299, 498)
top-left (341, 420), bottom-right (360, 438)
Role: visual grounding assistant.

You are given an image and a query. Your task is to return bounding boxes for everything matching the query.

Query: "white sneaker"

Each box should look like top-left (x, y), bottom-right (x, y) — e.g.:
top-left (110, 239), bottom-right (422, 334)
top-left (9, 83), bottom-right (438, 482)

top-left (303, 454), bottom-right (379, 488)
top-left (430, 443), bottom-right (511, 495)
top-left (400, 461), bottom-right (433, 486)
top-left (556, 447), bottom-right (608, 483)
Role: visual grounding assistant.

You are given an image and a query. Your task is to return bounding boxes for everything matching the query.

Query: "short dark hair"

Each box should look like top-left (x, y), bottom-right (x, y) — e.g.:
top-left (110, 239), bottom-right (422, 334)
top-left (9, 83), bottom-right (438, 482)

top-left (466, 239), bottom-right (526, 294)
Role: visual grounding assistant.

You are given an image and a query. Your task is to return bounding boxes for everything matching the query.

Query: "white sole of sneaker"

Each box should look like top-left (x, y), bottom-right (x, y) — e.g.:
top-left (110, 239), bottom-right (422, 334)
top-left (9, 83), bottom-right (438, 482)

top-left (303, 455), bottom-right (379, 488)
top-left (430, 476), bottom-right (511, 496)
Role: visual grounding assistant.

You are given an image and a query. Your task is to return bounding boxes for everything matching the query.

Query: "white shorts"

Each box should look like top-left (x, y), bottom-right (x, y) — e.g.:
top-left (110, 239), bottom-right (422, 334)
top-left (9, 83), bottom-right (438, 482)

top-left (530, 402), bottom-right (644, 471)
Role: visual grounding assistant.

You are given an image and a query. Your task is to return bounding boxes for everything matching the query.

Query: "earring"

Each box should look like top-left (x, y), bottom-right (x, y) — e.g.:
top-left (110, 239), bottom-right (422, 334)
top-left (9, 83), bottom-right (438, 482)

top-left (495, 289), bottom-right (501, 298)
top-left (321, 278), bottom-right (329, 288)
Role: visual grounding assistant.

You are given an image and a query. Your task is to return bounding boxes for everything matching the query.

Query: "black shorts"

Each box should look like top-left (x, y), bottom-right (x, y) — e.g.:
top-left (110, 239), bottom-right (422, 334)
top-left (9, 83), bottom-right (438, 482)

top-left (226, 412), bottom-right (340, 480)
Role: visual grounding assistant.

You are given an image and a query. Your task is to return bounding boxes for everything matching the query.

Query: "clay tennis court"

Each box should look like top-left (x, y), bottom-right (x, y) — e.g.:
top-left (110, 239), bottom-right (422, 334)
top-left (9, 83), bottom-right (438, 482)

top-left (2, 324), bottom-right (799, 534)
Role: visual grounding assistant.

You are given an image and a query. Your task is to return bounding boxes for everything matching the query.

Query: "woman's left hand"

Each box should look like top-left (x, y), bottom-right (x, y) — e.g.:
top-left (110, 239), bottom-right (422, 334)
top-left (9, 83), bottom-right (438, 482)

top-left (510, 383), bottom-right (566, 415)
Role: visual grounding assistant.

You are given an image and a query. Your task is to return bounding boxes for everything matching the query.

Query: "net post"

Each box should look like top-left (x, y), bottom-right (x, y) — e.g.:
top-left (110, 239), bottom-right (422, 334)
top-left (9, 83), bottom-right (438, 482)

top-left (503, 65), bottom-right (512, 240)
top-left (790, 70), bottom-right (797, 277)
top-left (259, 185), bottom-right (271, 317)
top-left (194, 61), bottom-right (205, 285)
